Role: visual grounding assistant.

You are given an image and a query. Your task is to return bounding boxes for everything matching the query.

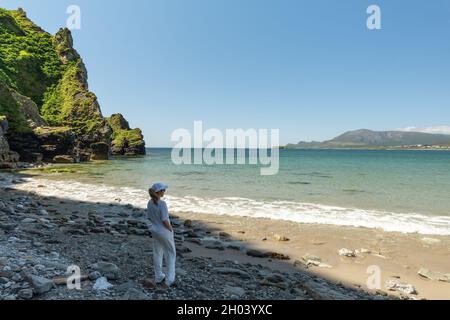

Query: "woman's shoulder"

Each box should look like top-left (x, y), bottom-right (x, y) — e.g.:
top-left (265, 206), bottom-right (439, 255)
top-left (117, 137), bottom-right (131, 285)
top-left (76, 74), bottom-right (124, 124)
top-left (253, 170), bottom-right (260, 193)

top-left (158, 200), bottom-right (168, 207)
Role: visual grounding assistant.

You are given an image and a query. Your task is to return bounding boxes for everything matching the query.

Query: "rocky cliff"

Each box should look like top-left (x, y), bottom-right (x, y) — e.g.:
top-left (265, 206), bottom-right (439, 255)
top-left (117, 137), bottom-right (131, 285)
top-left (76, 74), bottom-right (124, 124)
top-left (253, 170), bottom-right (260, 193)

top-left (0, 8), bottom-right (146, 166)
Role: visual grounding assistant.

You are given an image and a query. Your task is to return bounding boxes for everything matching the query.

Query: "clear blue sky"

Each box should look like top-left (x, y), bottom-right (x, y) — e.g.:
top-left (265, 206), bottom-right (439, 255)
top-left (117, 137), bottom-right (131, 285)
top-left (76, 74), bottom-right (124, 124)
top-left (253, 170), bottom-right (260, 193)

top-left (2, 0), bottom-right (450, 146)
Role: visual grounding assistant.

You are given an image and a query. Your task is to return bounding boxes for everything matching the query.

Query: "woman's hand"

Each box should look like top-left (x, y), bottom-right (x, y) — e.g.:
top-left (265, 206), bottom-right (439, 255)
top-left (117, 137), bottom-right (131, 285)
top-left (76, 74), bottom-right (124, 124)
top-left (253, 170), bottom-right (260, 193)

top-left (163, 220), bottom-right (173, 233)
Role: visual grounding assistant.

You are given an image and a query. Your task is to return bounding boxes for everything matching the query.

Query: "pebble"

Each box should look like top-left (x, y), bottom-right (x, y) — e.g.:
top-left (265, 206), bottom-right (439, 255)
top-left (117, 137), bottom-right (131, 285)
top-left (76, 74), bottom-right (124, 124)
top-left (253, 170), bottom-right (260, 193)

top-left (223, 285), bottom-right (246, 298)
top-left (18, 289), bottom-right (33, 300)
top-left (338, 248), bottom-right (356, 257)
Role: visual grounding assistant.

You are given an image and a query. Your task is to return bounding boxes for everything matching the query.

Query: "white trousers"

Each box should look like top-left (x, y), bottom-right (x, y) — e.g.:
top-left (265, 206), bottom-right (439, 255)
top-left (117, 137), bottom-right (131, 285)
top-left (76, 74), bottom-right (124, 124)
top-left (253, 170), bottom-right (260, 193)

top-left (151, 229), bottom-right (176, 285)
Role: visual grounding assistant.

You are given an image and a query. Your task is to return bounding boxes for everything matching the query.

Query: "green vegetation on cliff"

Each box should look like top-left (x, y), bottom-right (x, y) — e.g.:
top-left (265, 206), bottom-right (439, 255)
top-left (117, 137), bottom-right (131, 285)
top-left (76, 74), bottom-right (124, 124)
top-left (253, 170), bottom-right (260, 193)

top-left (0, 7), bottom-right (145, 161)
top-left (0, 8), bottom-right (62, 105)
top-left (112, 128), bottom-right (145, 149)
top-left (41, 61), bottom-right (106, 135)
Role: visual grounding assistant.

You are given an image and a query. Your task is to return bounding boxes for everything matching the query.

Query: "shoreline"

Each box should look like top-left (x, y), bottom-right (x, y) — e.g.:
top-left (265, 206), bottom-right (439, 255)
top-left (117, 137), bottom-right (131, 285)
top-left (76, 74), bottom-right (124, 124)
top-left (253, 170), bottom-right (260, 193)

top-left (1, 171), bottom-right (449, 300)
top-left (9, 166), bottom-right (450, 236)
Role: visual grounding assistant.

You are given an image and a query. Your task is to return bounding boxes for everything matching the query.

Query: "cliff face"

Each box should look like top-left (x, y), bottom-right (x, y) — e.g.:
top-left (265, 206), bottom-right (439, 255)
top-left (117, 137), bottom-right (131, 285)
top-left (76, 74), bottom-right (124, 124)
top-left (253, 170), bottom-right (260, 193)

top-left (0, 117), bottom-right (19, 168)
top-left (0, 8), bottom-right (145, 165)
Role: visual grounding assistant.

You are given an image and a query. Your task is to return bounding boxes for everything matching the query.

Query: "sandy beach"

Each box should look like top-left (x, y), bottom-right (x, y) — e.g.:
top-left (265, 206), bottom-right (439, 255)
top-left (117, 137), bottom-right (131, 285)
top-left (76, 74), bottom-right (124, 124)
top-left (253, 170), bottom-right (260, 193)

top-left (177, 212), bottom-right (450, 300)
top-left (0, 170), bottom-right (449, 300)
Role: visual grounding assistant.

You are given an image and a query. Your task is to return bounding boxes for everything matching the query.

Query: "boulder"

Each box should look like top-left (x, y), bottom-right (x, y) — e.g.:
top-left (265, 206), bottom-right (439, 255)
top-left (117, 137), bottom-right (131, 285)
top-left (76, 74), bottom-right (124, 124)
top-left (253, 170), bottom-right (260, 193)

top-left (203, 240), bottom-right (225, 251)
top-left (385, 280), bottom-right (417, 295)
top-left (28, 275), bottom-right (54, 295)
top-left (223, 286), bottom-right (246, 298)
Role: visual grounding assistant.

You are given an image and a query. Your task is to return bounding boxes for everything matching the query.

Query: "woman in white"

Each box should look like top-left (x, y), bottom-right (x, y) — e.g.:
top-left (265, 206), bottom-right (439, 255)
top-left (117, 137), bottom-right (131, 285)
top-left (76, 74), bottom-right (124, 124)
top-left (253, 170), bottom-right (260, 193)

top-left (147, 183), bottom-right (176, 287)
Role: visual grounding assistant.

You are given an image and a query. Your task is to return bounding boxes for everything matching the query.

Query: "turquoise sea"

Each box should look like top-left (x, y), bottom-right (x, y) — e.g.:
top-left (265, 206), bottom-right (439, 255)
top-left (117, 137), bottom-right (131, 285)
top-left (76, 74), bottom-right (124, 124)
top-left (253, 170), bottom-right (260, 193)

top-left (38, 149), bottom-right (450, 235)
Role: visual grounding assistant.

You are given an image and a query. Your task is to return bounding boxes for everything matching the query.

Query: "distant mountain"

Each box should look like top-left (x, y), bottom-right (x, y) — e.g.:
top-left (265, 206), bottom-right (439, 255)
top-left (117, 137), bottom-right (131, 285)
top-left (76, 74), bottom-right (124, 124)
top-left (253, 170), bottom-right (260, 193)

top-left (286, 129), bottom-right (450, 149)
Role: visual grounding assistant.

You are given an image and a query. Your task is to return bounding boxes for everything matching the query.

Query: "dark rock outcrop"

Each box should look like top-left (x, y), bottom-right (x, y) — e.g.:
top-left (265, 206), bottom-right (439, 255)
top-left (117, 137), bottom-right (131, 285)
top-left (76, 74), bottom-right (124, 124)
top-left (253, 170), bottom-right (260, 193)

top-left (34, 127), bottom-right (76, 162)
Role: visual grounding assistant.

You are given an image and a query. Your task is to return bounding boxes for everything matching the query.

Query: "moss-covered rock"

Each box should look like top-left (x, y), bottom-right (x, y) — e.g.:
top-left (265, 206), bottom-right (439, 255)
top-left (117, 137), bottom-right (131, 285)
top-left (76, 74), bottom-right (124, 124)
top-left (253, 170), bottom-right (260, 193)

top-left (107, 114), bottom-right (146, 156)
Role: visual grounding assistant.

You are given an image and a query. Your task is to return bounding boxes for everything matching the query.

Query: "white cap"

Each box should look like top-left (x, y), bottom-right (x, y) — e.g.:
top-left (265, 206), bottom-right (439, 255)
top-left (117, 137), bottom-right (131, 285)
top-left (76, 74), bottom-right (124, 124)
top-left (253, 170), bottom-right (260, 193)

top-left (151, 183), bottom-right (168, 193)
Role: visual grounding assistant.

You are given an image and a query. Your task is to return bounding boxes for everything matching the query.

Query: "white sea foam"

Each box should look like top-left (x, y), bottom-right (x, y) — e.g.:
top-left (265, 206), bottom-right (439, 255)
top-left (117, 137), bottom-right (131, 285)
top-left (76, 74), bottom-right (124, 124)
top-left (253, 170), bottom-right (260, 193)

top-left (7, 175), bottom-right (450, 236)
